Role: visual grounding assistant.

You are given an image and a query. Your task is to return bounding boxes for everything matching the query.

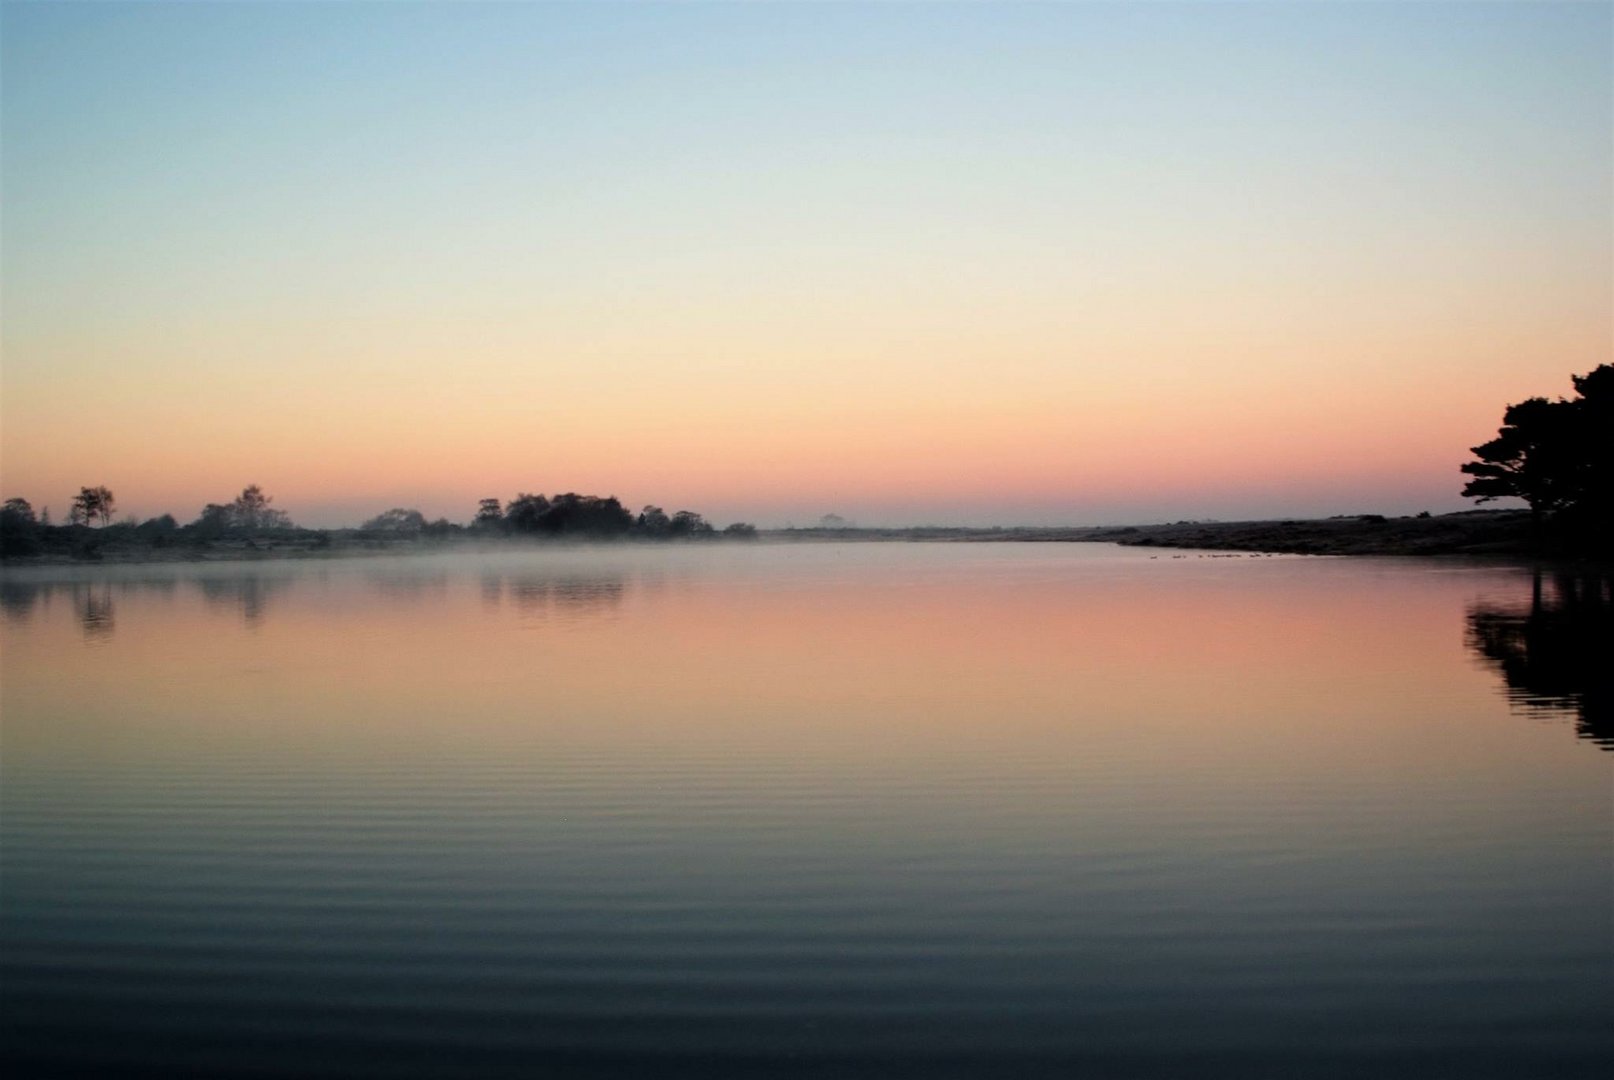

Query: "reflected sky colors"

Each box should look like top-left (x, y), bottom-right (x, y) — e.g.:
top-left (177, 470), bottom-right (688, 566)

top-left (2, 545), bottom-right (1610, 1077)
top-left (3, 2), bottom-right (1610, 526)
top-left (3, 545), bottom-right (1609, 769)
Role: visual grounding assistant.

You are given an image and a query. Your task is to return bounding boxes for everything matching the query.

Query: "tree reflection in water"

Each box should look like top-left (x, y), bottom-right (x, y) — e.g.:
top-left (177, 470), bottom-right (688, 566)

top-left (488, 574), bottom-right (625, 619)
top-left (1467, 572), bottom-right (1613, 749)
top-left (0, 579), bottom-right (42, 623)
top-left (196, 575), bottom-right (289, 628)
top-left (75, 583), bottom-right (116, 643)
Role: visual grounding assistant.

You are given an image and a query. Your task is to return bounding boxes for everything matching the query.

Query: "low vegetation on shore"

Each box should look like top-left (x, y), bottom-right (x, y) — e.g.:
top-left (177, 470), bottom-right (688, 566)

top-left (770, 510), bottom-right (1538, 556)
top-left (1089, 511), bottom-right (1539, 556)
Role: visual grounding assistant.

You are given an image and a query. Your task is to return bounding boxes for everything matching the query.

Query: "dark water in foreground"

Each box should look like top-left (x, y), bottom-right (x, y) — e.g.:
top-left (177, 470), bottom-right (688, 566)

top-left (2, 544), bottom-right (1609, 1078)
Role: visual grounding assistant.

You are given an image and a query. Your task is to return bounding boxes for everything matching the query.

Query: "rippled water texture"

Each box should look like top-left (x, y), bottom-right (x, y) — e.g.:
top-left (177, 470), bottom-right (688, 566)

top-left (2, 544), bottom-right (1609, 1078)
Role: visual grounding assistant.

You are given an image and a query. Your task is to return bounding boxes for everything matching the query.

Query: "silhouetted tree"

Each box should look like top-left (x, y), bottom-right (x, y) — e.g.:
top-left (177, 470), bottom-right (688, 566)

top-left (193, 503), bottom-right (235, 533)
top-left (636, 505), bottom-right (671, 537)
top-left (473, 498), bottom-right (505, 530)
top-left (235, 484), bottom-right (269, 526)
top-left (129, 514), bottom-right (178, 548)
top-left (723, 522), bottom-right (759, 539)
top-left (504, 493), bottom-right (552, 533)
top-left (230, 484), bottom-right (291, 529)
top-left (1462, 365), bottom-right (1612, 545)
top-left (1462, 399), bottom-right (1572, 522)
top-left (534, 493), bottom-right (633, 537)
top-left (1, 498), bottom-right (41, 556)
top-left (1561, 365), bottom-right (1613, 541)
top-left (189, 488), bottom-right (292, 533)
top-left (72, 486), bottom-right (115, 527)
top-left (668, 510), bottom-right (715, 537)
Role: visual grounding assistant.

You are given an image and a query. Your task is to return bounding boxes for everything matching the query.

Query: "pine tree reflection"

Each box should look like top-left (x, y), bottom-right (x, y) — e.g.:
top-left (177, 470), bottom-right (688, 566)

top-left (1467, 572), bottom-right (1613, 749)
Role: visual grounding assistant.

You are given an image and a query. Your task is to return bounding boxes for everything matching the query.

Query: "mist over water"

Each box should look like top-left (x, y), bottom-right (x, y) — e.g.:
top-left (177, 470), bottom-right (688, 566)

top-left (2, 544), bottom-right (1609, 1078)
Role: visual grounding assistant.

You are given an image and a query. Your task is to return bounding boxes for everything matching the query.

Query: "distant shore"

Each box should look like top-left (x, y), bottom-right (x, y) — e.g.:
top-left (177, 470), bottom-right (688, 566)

top-left (1093, 510), bottom-right (1542, 556)
top-left (773, 509), bottom-right (1545, 557)
top-left (2, 509), bottom-right (1587, 566)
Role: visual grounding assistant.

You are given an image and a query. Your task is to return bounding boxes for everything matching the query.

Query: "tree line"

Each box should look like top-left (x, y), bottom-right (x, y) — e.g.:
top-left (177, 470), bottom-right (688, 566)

top-left (463, 493), bottom-right (754, 539)
top-left (1, 484), bottom-right (756, 558)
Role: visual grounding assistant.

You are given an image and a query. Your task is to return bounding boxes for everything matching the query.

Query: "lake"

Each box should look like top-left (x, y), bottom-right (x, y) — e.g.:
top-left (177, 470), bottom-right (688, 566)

top-left (2, 543), bottom-right (1609, 1078)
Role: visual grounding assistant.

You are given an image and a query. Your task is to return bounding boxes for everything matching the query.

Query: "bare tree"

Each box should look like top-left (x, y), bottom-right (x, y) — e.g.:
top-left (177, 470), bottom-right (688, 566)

top-left (232, 485), bottom-right (271, 529)
top-left (72, 486), bottom-right (115, 527)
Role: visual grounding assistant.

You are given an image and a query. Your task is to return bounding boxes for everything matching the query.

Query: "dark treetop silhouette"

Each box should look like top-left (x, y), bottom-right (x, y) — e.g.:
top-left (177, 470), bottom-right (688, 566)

top-left (1461, 364), bottom-right (1612, 549)
top-left (195, 485), bottom-right (295, 533)
top-left (69, 486), bottom-right (116, 527)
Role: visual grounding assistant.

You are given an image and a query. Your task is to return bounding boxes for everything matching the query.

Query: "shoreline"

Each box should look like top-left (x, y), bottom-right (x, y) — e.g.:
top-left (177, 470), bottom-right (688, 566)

top-left (766, 509), bottom-right (1554, 557)
top-left (2, 510), bottom-right (1597, 568)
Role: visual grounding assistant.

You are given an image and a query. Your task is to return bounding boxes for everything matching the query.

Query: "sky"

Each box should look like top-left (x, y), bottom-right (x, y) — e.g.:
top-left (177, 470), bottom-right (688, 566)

top-left (2, 1), bottom-right (1609, 528)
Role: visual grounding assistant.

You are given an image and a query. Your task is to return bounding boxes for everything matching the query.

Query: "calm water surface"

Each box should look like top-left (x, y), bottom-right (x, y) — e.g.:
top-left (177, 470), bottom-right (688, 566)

top-left (2, 543), bottom-right (1609, 1078)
